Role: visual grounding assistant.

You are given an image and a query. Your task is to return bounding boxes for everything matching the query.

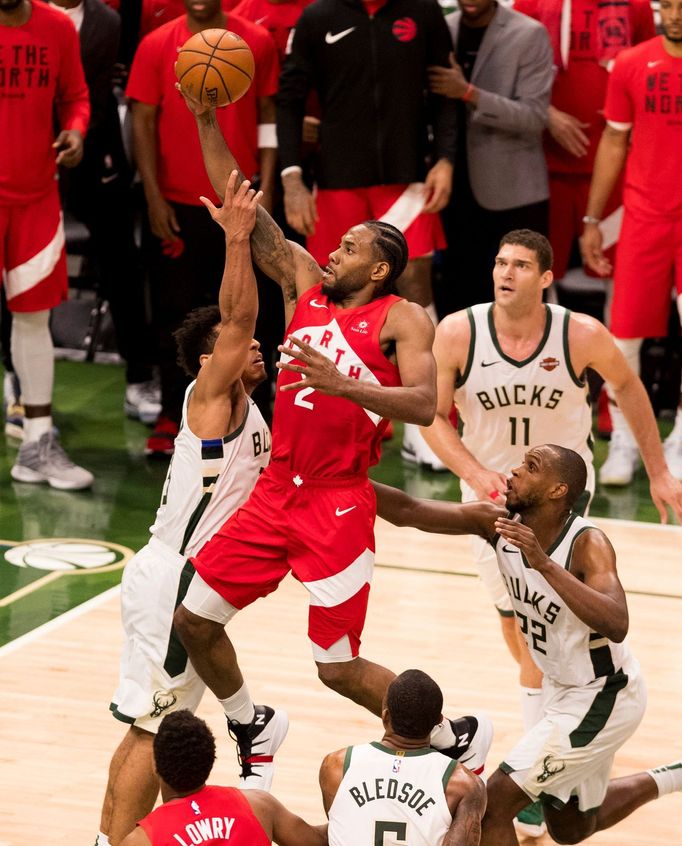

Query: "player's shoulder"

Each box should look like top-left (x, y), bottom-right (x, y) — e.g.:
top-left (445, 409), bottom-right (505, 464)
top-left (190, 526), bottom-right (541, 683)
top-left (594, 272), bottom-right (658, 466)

top-left (613, 35), bottom-right (662, 68)
top-left (36, 1), bottom-right (79, 32)
top-left (567, 310), bottom-right (611, 346)
top-left (137, 14), bottom-right (185, 51)
top-left (435, 308), bottom-right (473, 346)
top-left (502, 3), bottom-right (549, 37)
top-left (385, 298), bottom-right (435, 337)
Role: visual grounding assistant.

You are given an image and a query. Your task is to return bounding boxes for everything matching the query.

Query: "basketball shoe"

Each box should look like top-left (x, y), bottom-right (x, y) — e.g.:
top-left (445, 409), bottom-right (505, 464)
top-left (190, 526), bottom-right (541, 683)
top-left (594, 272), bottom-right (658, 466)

top-left (145, 415), bottom-right (178, 457)
top-left (3, 371), bottom-right (24, 439)
top-left (598, 430), bottom-right (640, 486)
top-left (228, 705), bottom-right (289, 791)
top-left (401, 423), bottom-right (447, 472)
top-left (11, 431), bottom-right (94, 490)
top-left (125, 380), bottom-right (161, 425)
top-left (432, 710), bottom-right (494, 776)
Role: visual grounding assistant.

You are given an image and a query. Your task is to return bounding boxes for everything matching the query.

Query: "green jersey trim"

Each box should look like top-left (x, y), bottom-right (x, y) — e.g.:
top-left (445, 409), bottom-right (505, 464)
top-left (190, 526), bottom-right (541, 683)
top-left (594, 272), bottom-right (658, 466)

top-left (455, 308), bottom-right (477, 388)
top-left (369, 742), bottom-right (433, 758)
top-left (162, 559), bottom-right (196, 678)
top-left (562, 310), bottom-right (586, 388)
top-left (569, 671), bottom-right (629, 748)
top-left (442, 758), bottom-right (459, 790)
top-left (488, 304), bottom-right (552, 368)
top-left (343, 745), bottom-right (354, 776)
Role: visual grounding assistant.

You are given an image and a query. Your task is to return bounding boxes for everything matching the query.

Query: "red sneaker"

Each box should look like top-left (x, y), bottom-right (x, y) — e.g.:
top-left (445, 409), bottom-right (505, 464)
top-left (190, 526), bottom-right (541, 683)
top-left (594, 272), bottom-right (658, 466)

top-left (597, 387), bottom-right (612, 439)
top-left (145, 415), bottom-right (179, 457)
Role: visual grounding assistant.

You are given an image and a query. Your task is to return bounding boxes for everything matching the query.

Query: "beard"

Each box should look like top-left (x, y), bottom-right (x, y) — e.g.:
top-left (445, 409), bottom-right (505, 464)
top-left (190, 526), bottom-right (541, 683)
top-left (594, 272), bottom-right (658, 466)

top-left (0, 0), bottom-right (25, 11)
top-left (662, 25), bottom-right (682, 43)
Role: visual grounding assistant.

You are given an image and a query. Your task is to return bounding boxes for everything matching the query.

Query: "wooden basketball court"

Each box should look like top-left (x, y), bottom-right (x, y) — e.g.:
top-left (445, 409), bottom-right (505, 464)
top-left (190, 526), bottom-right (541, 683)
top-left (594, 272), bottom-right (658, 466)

top-left (1, 516), bottom-right (680, 845)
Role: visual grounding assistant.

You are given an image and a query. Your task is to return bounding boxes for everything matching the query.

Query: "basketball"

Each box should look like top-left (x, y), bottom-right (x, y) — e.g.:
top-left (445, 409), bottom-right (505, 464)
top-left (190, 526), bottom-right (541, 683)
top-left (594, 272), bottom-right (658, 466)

top-left (175, 29), bottom-right (254, 108)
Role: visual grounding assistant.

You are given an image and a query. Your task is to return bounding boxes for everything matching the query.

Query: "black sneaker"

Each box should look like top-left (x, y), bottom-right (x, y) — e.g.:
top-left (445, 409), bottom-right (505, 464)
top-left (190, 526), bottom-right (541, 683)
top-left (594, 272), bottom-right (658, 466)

top-left (436, 711), bottom-right (493, 775)
top-left (227, 705), bottom-right (289, 791)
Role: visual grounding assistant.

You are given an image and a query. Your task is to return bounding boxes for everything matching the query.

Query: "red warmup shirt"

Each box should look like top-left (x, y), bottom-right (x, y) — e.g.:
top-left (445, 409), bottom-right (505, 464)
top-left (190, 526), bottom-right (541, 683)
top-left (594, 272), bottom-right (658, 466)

top-left (605, 37), bottom-right (682, 219)
top-left (140, 0), bottom-right (237, 37)
top-left (231, 0), bottom-right (312, 63)
top-left (272, 284), bottom-right (402, 478)
top-left (0, 1), bottom-right (89, 203)
top-left (515, 0), bottom-right (654, 175)
top-left (138, 785), bottom-right (271, 846)
top-left (126, 14), bottom-right (279, 205)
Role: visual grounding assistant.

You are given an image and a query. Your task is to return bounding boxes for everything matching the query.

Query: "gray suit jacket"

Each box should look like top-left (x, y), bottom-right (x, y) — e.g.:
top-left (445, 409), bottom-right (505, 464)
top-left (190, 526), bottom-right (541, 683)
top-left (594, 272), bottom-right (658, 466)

top-left (447, 4), bottom-right (553, 210)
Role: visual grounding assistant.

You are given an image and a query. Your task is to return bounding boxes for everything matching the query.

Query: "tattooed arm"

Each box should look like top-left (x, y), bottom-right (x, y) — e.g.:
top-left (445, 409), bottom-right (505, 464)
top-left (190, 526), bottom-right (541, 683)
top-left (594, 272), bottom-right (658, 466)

top-left (182, 94), bottom-right (321, 318)
top-left (443, 765), bottom-right (486, 846)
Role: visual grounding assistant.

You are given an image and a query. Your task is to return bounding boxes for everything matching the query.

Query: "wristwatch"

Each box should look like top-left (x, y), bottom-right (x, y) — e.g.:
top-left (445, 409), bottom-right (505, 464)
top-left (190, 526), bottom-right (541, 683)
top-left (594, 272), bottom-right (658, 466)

top-left (582, 215), bottom-right (601, 226)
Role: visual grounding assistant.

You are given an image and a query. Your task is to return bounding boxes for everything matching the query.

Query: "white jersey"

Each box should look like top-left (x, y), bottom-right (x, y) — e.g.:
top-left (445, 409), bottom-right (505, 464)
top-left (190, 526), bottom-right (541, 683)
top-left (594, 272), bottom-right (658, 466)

top-left (149, 383), bottom-right (270, 557)
top-left (456, 303), bottom-right (594, 498)
top-left (494, 514), bottom-right (635, 687)
top-left (328, 743), bottom-right (456, 846)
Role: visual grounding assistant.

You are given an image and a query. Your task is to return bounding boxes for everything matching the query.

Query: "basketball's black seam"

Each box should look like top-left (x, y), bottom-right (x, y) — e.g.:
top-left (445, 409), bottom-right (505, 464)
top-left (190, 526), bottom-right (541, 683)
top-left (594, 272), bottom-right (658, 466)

top-left (183, 32), bottom-right (253, 106)
top-left (198, 30), bottom-right (227, 105)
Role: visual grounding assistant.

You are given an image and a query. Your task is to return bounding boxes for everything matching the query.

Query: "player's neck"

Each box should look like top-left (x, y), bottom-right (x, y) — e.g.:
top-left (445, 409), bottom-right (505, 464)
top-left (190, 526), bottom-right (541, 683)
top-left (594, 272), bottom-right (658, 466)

top-left (380, 731), bottom-right (430, 751)
top-left (663, 36), bottom-right (682, 58)
top-left (160, 781), bottom-right (206, 803)
top-left (520, 509), bottom-right (572, 552)
top-left (0, 0), bottom-right (31, 26)
top-left (187, 10), bottom-right (226, 34)
top-left (492, 300), bottom-right (547, 342)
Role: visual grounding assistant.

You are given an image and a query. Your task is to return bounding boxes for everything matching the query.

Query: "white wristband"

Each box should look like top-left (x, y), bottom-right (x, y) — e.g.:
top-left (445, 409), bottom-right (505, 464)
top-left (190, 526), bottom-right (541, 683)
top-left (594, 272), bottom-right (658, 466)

top-left (280, 165), bottom-right (303, 178)
top-left (258, 123), bottom-right (277, 148)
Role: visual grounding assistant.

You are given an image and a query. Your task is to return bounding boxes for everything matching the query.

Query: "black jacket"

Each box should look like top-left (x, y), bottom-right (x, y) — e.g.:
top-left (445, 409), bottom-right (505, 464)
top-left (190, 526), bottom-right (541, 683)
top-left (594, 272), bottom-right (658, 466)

top-left (276, 0), bottom-right (456, 189)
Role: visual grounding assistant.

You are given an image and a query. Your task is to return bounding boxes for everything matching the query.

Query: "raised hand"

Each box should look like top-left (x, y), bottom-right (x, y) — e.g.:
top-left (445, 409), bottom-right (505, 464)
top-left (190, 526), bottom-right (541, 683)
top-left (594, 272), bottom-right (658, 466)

top-left (200, 170), bottom-right (263, 240)
top-left (494, 516), bottom-right (549, 571)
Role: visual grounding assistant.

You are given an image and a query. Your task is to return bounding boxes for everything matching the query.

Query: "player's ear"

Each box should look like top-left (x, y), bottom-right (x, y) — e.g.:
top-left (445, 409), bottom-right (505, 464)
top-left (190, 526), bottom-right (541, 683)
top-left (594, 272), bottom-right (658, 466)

top-left (541, 270), bottom-right (554, 290)
top-left (198, 353), bottom-right (210, 368)
top-left (371, 260), bottom-right (390, 284)
top-left (548, 480), bottom-right (568, 501)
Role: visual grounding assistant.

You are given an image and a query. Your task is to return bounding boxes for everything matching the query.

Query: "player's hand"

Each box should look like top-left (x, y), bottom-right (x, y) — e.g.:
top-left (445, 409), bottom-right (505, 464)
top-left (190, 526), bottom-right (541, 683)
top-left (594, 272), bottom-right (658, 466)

top-left (649, 473), bottom-right (682, 525)
top-left (282, 174), bottom-right (318, 236)
top-left (494, 517), bottom-right (549, 571)
top-left (277, 335), bottom-right (345, 396)
top-left (579, 224), bottom-right (612, 277)
top-left (175, 81), bottom-right (212, 117)
top-left (53, 129), bottom-right (83, 168)
top-left (422, 158), bottom-right (453, 213)
top-left (302, 115), bottom-right (320, 145)
top-left (147, 193), bottom-right (181, 241)
top-left (200, 170), bottom-right (262, 240)
top-left (466, 469), bottom-right (508, 505)
top-left (427, 53), bottom-right (468, 99)
top-left (547, 106), bottom-right (590, 158)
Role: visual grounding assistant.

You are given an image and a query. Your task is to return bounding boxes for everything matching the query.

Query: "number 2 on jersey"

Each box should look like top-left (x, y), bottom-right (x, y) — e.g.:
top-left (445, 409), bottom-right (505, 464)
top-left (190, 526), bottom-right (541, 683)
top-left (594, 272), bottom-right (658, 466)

top-left (294, 386), bottom-right (315, 410)
top-left (509, 416), bottom-right (530, 446)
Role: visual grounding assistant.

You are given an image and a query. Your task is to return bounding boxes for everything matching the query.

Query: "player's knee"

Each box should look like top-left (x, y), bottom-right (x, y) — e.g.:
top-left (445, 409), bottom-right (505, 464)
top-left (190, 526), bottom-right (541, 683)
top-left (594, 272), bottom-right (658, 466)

top-left (173, 604), bottom-right (216, 648)
top-left (544, 822), bottom-right (591, 845)
top-left (316, 660), bottom-right (354, 694)
top-left (545, 803), bottom-right (595, 845)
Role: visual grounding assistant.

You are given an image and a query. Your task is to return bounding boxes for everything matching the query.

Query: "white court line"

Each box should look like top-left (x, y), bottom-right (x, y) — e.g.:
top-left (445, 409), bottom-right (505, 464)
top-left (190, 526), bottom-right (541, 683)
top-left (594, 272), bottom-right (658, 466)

top-left (0, 584), bottom-right (120, 658)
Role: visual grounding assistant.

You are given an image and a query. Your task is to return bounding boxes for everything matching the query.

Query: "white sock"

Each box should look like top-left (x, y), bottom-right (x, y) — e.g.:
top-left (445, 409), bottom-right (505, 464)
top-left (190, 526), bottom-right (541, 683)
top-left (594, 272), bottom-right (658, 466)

top-left (425, 301), bottom-right (438, 326)
top-left (24, 415), bottom-right (52, 441)
top-left (95, 833), bottom-right (110, 846)
top-left (607, 337), bottom-right (643, 446)
top-left (520, 686), bottom-right (543, 732)
top-left (647, 761), bottom-right (682, 797)
top-left (430, 719), bottom-right (456, 750)
top-left (219, 683), bottom-right (255, 725)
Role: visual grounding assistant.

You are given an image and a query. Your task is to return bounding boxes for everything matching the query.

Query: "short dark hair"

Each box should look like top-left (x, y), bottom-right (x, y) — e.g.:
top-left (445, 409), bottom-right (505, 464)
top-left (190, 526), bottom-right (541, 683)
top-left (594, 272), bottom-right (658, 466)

top-left (154, 710), bottom-right (216, 793)
top-left (174, 305), bottom-right (221, 378)
top-left (386, 669), bottom-right (443, 739)
top-left (363, 220), bottom-right (409, 292)
top-left (546, 445), bottom-right (588, 508)
top-left (499, 229), bottom-right (553, 273)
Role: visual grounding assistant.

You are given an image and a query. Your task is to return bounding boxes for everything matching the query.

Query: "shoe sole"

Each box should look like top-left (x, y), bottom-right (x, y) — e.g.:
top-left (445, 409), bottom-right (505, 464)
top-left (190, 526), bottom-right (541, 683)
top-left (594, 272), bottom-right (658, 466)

top-left (124, 402), bottom-right (160, 425)
top-left (239, 710), bottom-right (289, 792)
top-left (513, 820), bottom-right (547, 838)
top-left (10, 465), bottom-right (93, 490)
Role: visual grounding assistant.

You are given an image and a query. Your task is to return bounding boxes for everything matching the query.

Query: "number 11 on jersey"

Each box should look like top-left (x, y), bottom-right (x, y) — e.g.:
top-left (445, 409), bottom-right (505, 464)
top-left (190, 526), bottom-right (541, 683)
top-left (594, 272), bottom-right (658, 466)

top-left (509, 416), bottom-right (530, 446)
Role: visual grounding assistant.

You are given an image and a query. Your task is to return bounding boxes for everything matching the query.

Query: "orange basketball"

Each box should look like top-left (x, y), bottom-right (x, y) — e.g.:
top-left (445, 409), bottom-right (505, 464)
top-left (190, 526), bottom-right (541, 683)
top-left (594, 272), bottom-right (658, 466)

top-left (174, 29), bottom-right (254, 108)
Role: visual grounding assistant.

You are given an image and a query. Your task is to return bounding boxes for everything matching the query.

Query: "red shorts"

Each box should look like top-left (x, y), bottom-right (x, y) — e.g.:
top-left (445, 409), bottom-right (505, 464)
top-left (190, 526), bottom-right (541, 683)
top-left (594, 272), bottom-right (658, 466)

top-left (0, 187), bottom-right (68, 313)
top-left (549, 173), bottom-right (622, 280)
top-left (307, 184), bottom-right (447, 266)
top-left (192, 464), bottom-right (377, 656)
top-left (610, 210), bottom-right (682, 339)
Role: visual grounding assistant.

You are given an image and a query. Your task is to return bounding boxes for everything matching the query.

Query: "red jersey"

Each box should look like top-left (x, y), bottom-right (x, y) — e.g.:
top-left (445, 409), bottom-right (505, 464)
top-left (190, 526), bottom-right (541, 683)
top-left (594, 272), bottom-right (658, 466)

top-left (605, 37), bottom-right (682, 218)
top-left (138, 785), bottom-right (270, 846)
top-left (0, 2), bottom-right (90, 203)
top-left (140, 0), bottom-right (237, 37)
top-left (126, 14), bottom-right (279, 204)
top-left (272, 284), bottom-right (402, 478)
top-left (515, 0), bottom-right (654, 175)
top-left (231, 0), bottom-right (312, 63)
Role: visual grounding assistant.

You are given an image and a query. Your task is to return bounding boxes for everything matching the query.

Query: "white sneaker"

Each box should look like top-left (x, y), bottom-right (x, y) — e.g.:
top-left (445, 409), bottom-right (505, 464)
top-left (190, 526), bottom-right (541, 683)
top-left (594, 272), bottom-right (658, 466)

top-left (125, 380), bottom-right (161, 425)
top-left (514, 801), bottom-right (547, 838)
top-left (11, 432), bottom-right (94, 490)
top-left (598, 431), bottom-right (640, 486)
top-left (228, 705), bottom-right (289, 791)
top-left (435, 710), bottom-right (494, 776)
top-left (663, 432), bottom-right (682, 481)
top-left (401, 423), bottom-right (448, 472)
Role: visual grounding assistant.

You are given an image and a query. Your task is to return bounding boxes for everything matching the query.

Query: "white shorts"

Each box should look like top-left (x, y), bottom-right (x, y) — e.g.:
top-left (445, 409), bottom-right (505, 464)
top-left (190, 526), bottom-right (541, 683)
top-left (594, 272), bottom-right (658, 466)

top-left (111, 538), bottom-right (205, 733)
top-left (460, 481), bottom-right (594, 616)
top-left (500, 661), bottom-right (647, 813)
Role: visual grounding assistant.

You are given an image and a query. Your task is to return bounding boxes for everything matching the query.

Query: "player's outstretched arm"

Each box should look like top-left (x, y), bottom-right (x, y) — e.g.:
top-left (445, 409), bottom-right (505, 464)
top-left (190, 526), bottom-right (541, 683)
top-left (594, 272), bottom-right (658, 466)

top-left (421, 312), bottom-right (508, 502)
top-left (494, 518), bottom-right (629, 642)
top-left (119, 827), bottom-right (151, 846)
top-left (245, 790), bottom-right (327, 846)
top-left (191, 172), bottom-right (261, 417)
top-left (179, 91), bottom-right (321, 314)
top-left (570, 314), bottom-right (682, 523)
top-left (372, 481), bottom-right (500, 539)
top-left (443, 766), bottom-right (487, 846)
top-left (319, 748), bottom-right (345, 816)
